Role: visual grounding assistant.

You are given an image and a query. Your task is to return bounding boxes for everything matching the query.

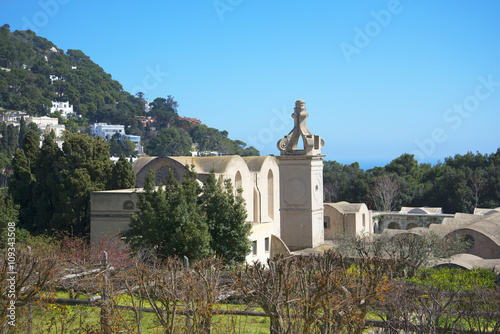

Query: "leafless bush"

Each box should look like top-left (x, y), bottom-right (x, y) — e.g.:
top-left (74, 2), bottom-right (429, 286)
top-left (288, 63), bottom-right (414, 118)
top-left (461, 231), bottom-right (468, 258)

top-left (235, 251), bottom-right (398, 334)
top-left (0, 246), bottom-right (63, 332)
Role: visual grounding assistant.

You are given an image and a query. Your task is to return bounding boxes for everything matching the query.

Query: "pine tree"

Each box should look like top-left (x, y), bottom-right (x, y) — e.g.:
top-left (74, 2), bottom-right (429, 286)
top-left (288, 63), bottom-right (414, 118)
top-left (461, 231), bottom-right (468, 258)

top-left (18, 116), bottom-right (27, 148)
top-left (8, 131), bottom-right (40, 230)
top-left (32, 136), bottom-right (64, 233)
top-left (202, 171), bottom-right (251, 264)
top-left (107, 154), bottom-right (136, 190)
top-left (127, 167), bottom-right (212, 261)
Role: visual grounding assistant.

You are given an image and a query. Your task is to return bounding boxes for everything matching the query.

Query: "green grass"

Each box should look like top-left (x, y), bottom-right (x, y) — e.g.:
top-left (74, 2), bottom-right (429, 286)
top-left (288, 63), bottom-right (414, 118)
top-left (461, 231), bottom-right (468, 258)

top-left (26, 292), bottom-right (271, 333)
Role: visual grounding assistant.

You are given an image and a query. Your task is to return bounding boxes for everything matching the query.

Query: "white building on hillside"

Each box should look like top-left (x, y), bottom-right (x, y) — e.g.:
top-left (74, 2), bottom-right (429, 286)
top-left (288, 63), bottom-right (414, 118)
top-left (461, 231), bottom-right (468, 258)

top-left (26, 116), bottom-right (65, 139)
top-left (50, 101), bottom-right (73, 118)
top-left (91, 123), bottom-right (125, 140)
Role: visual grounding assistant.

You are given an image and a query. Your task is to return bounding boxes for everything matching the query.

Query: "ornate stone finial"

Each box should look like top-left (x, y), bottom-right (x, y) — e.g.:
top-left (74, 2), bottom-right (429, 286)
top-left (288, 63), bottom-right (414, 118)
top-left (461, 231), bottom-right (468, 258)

top-left (277, 100), bottom-right (324, 156)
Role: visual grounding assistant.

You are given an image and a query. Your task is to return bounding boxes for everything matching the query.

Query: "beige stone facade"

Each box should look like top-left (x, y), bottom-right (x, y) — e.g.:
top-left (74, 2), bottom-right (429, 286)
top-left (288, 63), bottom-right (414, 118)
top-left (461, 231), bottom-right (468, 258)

top-left (277, 100), bottom-right (325, 250)
top-left (91, 155), bottom-right (280, 264)
top-left (323, 202), bottom-right (372, 238)
top-left (91, 99), bottom-right (329, 263)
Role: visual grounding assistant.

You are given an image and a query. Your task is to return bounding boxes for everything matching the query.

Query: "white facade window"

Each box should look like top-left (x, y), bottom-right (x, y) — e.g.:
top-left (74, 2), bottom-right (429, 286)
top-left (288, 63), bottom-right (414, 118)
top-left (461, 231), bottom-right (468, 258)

top-left (264, 237), bottom-right (269, 252)
top-left (252, 240), bottom-right (257, 255)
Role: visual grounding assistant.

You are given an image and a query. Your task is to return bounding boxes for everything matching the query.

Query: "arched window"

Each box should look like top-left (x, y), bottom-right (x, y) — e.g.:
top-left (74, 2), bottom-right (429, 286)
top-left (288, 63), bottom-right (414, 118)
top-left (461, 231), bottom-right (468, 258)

top-left (267, 170), bottom-right (274, 220)
top-left (406, 223), bottom-right (419, 230)
top-left (388, 222), bottom-right (401, 230)
top-left (123, 200), bottom-right (135, 210)
top-left (235, 171), bottom-right (242, 192)
top-left (362, 213), bottom-right (366, 229)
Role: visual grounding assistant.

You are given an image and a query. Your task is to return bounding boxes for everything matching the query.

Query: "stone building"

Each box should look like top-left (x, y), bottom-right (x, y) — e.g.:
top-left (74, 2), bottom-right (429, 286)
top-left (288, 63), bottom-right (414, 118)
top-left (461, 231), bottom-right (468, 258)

top-left (91, 100), bottom-right (327, 263)
top-left (323, 202), bottom-right (373, 238)
top-left (374, 207), bottom-right (452, 232)
top-left (276, 100), bottom-right (325, 250)
top-left (379, 212), bottom-right (500, 271)
top-left (91, 150), bottom-right (280, 264)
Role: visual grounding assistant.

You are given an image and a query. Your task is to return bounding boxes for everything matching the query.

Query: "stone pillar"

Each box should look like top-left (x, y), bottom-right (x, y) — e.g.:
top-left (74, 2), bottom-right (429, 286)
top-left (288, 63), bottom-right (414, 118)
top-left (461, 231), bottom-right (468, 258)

top-left (277, 100), bottom-right (325, 250)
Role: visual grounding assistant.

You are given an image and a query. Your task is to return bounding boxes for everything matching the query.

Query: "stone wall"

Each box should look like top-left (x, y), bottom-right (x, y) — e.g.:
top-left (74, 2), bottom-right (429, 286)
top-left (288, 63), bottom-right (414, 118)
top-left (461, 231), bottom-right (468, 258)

top-left (375, 213), bottom-right (453, 233)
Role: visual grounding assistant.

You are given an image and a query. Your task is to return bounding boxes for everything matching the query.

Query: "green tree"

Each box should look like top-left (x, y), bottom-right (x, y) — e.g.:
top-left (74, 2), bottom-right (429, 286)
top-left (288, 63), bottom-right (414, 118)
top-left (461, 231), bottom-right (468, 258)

top-left (201, 171), bottom-right (251, 264)
top-left (8, 131), bottom-right (39, 229)
top-left (107, 154), bottom-right (136, 190)
top-left (127, 168), bottom-right (211, 261)
top-left (146, 127), bottom-right (192, 156)
top-left (18, 116), bottom-right (27, 148)
top-left (10, 133), bottom-right (113, 235)
top-left (0, 194), bottom-right (20, 248)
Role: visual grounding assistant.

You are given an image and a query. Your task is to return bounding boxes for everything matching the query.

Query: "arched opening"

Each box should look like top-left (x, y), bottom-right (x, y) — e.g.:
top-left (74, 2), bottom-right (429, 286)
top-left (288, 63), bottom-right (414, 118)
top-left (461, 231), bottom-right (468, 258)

top-left (297, 135), bottom-right (305, 150)
top-left (324, 216), bottom-right (331, 229)
top-left (408, 208), bottom-right (428, 214)
top-left (235, 171), bottom-right (242, 193)
top-left (123, 201), bottom-right (135, 210)
top-left (267, 170), bottom-right (274, 220)
top-left (462, 234), bottom-right (475, 250)
top-left (406, 223), bottom-right (419, 230)
top-left (388, 222), bottom-right (401, 230)
top-left (362, 213), bottom-right (366, 230)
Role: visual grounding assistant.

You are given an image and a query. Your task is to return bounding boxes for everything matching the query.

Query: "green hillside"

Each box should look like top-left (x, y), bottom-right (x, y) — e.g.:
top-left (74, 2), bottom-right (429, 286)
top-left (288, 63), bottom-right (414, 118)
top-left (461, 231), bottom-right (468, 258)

top-left (0, 24), bottom-right (259, 157)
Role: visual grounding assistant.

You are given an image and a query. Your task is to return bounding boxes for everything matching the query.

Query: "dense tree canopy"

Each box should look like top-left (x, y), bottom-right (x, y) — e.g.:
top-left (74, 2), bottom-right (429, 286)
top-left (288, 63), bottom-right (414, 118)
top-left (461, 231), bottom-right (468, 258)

top-left (127, 168), bottom-right (212, 261)
top-left (324, 149), bottom-right (500, 214)
top-left (7, 132), bottom-right (135, 235)
top-left (127, 168), bottom-right (251, 263)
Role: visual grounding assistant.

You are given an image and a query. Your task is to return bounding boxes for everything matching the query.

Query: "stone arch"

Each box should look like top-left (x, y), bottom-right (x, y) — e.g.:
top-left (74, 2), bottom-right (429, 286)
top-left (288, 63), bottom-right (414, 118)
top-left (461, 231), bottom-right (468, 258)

top-left (406, 223), bottom-right (419, 230)
top-left (267, 169), bottom-right (274, 220)
top-left (235, 171), bottom-right (242, 191)
top-left (123, 200), bottom-right (135, 210)
top-left (408, 208), bottom-right (428, 214)
top-left (388, 222), bottom-right (401, 230)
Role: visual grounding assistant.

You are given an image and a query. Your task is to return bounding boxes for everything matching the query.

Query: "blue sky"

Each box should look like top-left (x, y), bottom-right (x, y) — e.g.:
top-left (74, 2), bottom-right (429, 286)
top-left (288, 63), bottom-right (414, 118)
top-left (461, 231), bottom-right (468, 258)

top-left (2, 0), bottom-right (500, 169)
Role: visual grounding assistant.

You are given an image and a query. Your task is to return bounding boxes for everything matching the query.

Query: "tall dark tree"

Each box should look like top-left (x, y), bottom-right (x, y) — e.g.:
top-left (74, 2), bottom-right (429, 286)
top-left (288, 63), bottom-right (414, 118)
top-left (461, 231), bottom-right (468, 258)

top-left (8, 131), bottom-right (40, 229)
top-left (202, 171), bottom-right (251, 264)
top-left (107, 154), bottom-right (136, 190)
top-left (10, 133), bottom-right (113, 235)
top-left (127, 168), bottom-right (212, 261)
top-left (31, 136), bottom-right (64, 233)
top-left (18, 116), bottom-right (27, 148)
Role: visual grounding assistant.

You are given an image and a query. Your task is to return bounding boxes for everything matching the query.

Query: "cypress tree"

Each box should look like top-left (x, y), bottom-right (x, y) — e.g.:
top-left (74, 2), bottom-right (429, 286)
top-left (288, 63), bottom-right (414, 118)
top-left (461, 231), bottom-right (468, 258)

top-left (107, 154), bottom-right (136, 190)
top-left (201, 170), bottom-right (251, 264)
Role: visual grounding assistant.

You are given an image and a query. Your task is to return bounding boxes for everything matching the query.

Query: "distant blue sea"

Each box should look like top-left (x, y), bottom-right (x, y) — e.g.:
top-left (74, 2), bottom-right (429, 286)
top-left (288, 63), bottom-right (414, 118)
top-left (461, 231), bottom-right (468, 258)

top-left (334, 159), bottom-right (392, 171)
top-left (334, 158), bottom-right (441, 171)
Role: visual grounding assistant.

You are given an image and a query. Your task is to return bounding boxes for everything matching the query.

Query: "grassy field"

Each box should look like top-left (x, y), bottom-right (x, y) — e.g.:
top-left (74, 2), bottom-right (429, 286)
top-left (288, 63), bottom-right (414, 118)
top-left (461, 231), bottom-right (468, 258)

top-left (24, 292), bottom-right (271, 333)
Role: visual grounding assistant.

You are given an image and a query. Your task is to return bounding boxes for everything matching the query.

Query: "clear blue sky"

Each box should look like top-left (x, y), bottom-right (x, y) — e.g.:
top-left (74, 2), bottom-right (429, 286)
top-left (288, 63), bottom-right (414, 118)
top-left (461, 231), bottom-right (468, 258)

top-left (2, 0), bottom-right (500, 169)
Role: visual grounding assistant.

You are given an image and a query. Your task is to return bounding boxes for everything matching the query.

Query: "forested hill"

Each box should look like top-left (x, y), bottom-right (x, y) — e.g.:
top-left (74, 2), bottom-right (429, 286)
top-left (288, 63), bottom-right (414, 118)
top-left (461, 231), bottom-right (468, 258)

top-left (0, 25), bottom-right (259, 157)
